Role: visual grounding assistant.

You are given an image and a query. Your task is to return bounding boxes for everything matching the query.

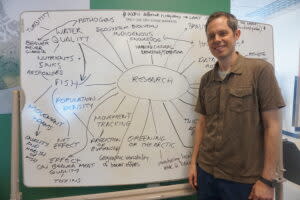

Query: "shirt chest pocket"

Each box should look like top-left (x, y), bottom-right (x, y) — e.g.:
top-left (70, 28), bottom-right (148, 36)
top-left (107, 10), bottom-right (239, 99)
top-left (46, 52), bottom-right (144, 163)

top-left (204, 88), bottom-right (219, 115)
top-left (229, 88), bottom-right (253, 112)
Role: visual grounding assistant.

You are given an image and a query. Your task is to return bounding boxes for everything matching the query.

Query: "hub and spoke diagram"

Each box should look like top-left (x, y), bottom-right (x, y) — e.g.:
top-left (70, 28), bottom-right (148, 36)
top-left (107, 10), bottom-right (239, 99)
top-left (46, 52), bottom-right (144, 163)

top-left (20, 10), bottom-right (273, 186)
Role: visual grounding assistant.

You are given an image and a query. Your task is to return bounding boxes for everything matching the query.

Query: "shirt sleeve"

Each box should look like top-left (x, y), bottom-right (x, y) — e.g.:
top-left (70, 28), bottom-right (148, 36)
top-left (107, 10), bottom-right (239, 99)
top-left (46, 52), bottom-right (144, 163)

top-left (257, 62), bottom-right (285, 112)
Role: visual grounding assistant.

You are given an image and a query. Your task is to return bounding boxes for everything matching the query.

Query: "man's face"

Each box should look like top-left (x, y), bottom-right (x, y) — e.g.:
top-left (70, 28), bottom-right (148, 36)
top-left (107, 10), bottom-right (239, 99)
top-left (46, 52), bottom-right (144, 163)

top-left (206, 16), bottom-right (240, 61)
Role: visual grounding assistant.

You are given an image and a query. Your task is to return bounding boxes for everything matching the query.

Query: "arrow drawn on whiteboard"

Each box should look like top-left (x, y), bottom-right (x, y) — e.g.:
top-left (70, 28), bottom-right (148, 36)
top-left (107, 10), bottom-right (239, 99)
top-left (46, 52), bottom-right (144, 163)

top-left (151, 54), bottom-right (154, 65)
top-left (163, 35), bottom-right (193, 44)
top-left (127, 40), bottom-right (134, 64)
top-left (169, 100), bottom-right (184, 119)
top-left (78, 43), bottom-right (91, 81)
top-left (149, 101), bottom-right (158, 135)
top-left (52, 88), bottom-right (70, 137)
top-left (189, 85), bottom-right (199, 90)
top-left (38, 20), bottom-right (77, 40)
top-left (34, 85), bottom-right (53, 103)
top-left (73, 113), bottom-right (94, 137)
top-left (178, 98), bottom-right (196, 107)
top-left (187, 91), bottom-right (197, 99)
top-left (78, 74), bottom-right (91, 86)
top-left (81, 43), bottom-right (124, 73)
top-left (100, 31), bottom-right (127, 70)
top-left (85, 82), bottom-right (116, 87)
top-left (164, 29), bottom-right (187, 68)
top-left (140, 99), bottom-right (151, 137)
top-left (70, 92), bottom-right (118, 157)
top-left (177, 46), bottom-right (193, 72)
top-left (180, 61), bottom-right (195, 75)
top-left (42, 74), bottom-right (49, 80)
top-left (149, 42), bottom-right (154, 65)
top-left (114, 96), bottom-right (126, 113)
top-left (117, 98), bottom-right (140, 155)
top-left (97, 87), bottom-right (117, 100)
top-left (163, 102), bottom-right (192, 148)
top-left (54, 43), bottom-right (59, 53)
top-left (35, 124), bottom-right (41, 136)
top-left (40, 26), bottom-right (50, 31)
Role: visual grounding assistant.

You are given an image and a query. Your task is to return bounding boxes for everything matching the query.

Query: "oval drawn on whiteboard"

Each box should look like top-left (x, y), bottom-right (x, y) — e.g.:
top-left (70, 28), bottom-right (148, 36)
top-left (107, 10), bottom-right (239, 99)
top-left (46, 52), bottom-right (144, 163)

top-left (117, 65), bottom-right (189, 101)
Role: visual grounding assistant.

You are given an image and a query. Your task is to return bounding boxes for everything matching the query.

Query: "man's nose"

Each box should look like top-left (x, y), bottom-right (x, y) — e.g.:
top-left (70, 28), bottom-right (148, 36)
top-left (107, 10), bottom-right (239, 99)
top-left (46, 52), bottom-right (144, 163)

top-left (214, 34), bottom-right (221, 42)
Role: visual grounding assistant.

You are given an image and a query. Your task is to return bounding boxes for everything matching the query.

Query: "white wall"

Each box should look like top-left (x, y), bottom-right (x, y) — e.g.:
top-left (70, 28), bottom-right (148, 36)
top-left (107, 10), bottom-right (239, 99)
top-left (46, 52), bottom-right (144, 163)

top-left (264, 4), bottom-right (300, 199)
top-left (265, 4), bottom-right (300, 135)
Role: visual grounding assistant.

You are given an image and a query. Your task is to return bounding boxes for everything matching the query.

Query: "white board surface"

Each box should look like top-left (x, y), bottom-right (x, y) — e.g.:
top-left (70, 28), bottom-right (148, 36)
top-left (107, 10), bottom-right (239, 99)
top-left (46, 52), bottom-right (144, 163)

top-left (20, 10), bottom-right (274, 187)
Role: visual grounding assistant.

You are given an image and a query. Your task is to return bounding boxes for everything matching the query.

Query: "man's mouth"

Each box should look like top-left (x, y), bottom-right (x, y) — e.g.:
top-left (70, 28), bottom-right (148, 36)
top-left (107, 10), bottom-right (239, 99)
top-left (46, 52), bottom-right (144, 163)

top-left (214, 45), bottom-right (225, 51)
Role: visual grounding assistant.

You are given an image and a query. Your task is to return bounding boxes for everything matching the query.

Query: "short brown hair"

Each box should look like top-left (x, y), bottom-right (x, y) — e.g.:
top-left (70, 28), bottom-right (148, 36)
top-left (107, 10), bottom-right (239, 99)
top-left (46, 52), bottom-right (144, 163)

top-left (205, 11), bottom-right (238, 33)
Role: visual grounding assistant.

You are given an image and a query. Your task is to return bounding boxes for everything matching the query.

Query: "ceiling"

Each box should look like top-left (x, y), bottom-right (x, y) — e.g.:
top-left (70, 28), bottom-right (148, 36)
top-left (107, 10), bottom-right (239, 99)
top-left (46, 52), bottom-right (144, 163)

top-left (231, 0), bottom-right (300, 21)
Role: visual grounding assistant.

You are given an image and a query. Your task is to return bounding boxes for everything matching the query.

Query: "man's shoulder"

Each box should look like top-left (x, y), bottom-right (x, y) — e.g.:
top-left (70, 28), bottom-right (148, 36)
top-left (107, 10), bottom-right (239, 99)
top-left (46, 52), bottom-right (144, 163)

top-left (241, 56), bottom-right (273, 72)
top-left (201, 68), bottom-right (214, 83)
top-left (202, 68), bottom-right (214, 77)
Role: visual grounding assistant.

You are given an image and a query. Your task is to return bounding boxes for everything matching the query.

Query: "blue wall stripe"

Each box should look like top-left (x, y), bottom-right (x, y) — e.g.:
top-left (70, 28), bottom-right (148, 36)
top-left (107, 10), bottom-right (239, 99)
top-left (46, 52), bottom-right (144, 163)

top-left (282, 130), bottom-right (300, 139)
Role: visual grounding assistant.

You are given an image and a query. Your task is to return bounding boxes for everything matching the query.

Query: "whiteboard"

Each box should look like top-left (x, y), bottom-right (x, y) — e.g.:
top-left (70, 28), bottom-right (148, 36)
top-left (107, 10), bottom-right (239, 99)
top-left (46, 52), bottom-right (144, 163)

top-left (20, 10), bottom-right (274, 187)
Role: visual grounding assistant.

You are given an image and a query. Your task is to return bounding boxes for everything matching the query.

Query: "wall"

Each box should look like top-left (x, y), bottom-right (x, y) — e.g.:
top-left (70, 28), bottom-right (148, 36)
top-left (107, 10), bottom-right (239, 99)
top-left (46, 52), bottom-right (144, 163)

top-left (90, 0), bottom-right (229, 15)
top-left (0, 0), bottom-right (230, 199)
top-left (264, 4), bottom-right (300, 199)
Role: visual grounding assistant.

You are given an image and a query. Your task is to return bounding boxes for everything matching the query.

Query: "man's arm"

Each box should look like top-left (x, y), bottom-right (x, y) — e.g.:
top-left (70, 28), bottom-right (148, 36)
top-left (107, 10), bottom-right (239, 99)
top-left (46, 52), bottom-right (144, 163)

top-left (188, 114), bottom-right (206, 190)
top-left (261, 109), bottom-right (281, 180)
top-left (248, 109), bottom-right (282, 200)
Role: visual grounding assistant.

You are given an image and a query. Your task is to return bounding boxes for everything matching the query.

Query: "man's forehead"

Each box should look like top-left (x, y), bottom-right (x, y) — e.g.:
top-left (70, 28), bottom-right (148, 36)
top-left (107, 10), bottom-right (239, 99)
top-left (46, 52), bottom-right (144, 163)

top-left (206, 17), bottom-right (231, 32)
top-left (207, 16), bottom-right (228, 27)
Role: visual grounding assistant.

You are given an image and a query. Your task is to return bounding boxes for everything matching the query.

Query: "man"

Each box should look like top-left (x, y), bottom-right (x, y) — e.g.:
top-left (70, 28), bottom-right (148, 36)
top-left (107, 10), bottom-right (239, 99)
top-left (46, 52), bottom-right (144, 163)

top-left (188, 12), bottom-right (285, 200)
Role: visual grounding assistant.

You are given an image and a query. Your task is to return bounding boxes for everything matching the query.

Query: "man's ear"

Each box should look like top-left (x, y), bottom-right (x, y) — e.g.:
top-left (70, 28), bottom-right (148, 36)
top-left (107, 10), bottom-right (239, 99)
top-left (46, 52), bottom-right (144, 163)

top-left (235, 29), bottom-right (241, 40)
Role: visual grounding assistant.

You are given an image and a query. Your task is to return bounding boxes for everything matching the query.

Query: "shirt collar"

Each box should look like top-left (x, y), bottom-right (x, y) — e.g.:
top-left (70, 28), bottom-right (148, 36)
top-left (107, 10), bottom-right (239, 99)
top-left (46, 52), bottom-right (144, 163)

top-left (212, 52), bottom-right (244, 81)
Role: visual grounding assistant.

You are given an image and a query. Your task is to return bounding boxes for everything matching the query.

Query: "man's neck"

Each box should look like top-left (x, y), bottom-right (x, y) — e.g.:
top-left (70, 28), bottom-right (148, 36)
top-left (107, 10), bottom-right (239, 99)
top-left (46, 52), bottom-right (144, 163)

top-left (218, 52), bottom-right (238, 71)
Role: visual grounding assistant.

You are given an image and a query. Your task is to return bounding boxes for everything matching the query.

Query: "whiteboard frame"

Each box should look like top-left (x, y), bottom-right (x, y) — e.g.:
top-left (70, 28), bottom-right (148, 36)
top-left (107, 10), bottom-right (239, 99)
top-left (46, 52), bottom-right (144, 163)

top-left (15, 9), bottom-right (283, 199)
top-left (40, 183), bottom-right (195, 200)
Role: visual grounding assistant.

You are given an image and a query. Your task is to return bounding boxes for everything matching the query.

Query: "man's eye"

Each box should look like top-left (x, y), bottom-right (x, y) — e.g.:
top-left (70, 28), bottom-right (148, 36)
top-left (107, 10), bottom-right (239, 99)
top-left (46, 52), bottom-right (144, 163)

top-left (208, 35), bottom-right (214, 40)
top-left (219, 31), bottom-right (227, 36)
